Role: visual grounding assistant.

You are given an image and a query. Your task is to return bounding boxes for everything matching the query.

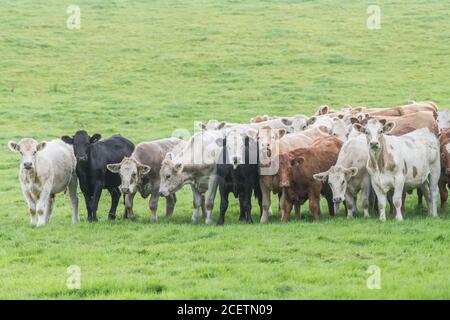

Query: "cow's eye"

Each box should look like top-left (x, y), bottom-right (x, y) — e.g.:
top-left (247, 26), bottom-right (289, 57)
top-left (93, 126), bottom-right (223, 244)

top-left (165, 174), bottom-right (171, 179)
top-left (341, 180), bottom-right (345, 185)
top-left (33, 151), bottom-right (37, 155)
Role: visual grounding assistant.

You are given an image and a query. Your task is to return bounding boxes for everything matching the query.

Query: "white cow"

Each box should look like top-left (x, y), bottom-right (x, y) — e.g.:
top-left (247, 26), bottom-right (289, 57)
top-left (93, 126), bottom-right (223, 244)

top-left (437, 110), bottom-right (450, 130)
top-left (354, 120), bottom-right (440, 221)
top-left (8, 138), bottom-right (79, 226)
top-left (159, 129), bottom-right (224, 224)
top-left (314, 135), bottom-right (371, 218)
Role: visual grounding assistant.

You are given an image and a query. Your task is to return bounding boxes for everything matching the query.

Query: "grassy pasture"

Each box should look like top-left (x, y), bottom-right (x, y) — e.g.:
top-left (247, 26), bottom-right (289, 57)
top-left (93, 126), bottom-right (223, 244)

top-left (0, 0), bottom-right (449, 299)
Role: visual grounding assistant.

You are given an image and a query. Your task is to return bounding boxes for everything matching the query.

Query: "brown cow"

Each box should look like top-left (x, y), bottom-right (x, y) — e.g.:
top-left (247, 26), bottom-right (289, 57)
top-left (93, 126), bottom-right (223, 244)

top-left (246, 127), bottom-right (313, 223)
top-left (278, 136), bottom-right (343, 222)
top-left (439, 128), bottom-right (450, 210)
top-left (365, 102), bottom-right (438, 118)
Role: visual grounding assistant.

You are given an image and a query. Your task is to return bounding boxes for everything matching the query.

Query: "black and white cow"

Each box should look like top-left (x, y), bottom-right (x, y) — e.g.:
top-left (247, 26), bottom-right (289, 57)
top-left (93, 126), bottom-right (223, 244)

top-left (62, 131), bottom-right (134, 221)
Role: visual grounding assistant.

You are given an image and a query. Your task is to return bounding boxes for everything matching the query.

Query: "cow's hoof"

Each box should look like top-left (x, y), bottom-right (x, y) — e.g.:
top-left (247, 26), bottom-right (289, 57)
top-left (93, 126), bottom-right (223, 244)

top-left (108, 213), bottom-right (116, 220)
top-left (205, 218), bottom-right (213, 224)
top-left (151, 217), bottom-right (158, 224)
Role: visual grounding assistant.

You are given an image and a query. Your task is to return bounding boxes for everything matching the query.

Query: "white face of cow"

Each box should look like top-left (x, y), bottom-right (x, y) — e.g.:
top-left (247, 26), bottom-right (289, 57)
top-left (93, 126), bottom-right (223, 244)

top-left (247, 127), bottom-right (286, 166)
top-left (313, 166), bottom-right (358, 203)
top-left (159, 153), bottom-right (184, 197)
top-left (353, 119), bottom-right (395, 152)
top-left (291, 116), bottom-right (316, 132)
top-left (107, 158), bottom-right (151, 195)
top-left (331, 119), bottom-right (350, 141)
top-left (225, 130), bottom-right (244, 169)
top-left (8, 138), bottom-right (47, 171)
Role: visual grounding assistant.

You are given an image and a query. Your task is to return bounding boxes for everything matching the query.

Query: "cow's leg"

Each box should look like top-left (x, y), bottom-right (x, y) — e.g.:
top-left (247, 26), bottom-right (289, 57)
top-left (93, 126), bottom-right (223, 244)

top-left (107, 187), bottom-right (120, 220)
top-left (392, 181), bottom-right (404, 221)
top-left (191, 185), bottom-right (202, 222)
top-left (90, 184), bottom-right (103, 222)
top-left (325, 192), bottom-right (335, 218)
top-left (387, 191), bottom-right (394, 216)
top-left (149, 192), bottom-right (160, 223)
top-left (45, 194), bottom-right (55, 223)
top-left (280, 191), bottom-right (293, 223)
top-left (241, 186), bottom-right (253, 223)
top-left (204, 175), bottom-right (219, 224)
top-left (360, 177), bottom-right (371, 218)
top-left (36, 185), bottom-right (51, 227)
top-left (439, 180), bottom-right (448, 211)
top-left (280, 189), bottom-right (292, 222)
top-left (260, 182), bottom-right (271, 224)
top-left (124, 192), bottom-right (136, 220)
top-left (417, 188), bottom-right (423, 208)
top-left (372, 183), bottom-right (387, 221)
top-left (22, 189), bottom-right (37, 226)
top-left (217, 187), bottom-right (229, 226)
top-left (68, 174), bottom-right (79, 224)
top-left (165, 193), bottom-right (176, 218)
top-left (428, 167), bottom-right (440, 218)
top-left (309, 193), bottom-right (321, 222)
top-left (294, 203), bottom-right (301, 220)
top-left (345, 193), bottom-right (356, 219)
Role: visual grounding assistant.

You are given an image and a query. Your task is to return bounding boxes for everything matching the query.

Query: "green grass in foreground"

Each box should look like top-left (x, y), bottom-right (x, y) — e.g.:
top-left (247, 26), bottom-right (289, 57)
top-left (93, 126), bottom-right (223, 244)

top-left (0, 0), bottom-right (449, 299)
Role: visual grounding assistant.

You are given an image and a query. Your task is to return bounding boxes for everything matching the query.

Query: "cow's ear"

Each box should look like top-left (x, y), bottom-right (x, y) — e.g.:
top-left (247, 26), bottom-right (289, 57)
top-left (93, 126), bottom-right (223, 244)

top-left (353, 123), bottom-right (366, 134)
top-left (345, 167), bottom-right (358, 178)
top-left (313, 171), bottom-right (328, 182)
top-left (165, 152), bottom-right (173, 161)
top-left (383, 121), bottom-right (396, 133)
top-left (107, 163), bottom-right (121, 173)
top-left (8, 141), bottom-right (20, 152)
top-left (281, 118), bottom-right (292, 126)
top-left (307, 116), bottom-right (317, 126)
top-left (278, 128), bottom-right (286, 139)
top-left (350, 117), bottom-right (359, 125)
top-left (217, 122), bottom-right (226, 130)
top-left (319, 105), bottom-right (329, 115)
top-left (379, 119), bottom-right (387, 126)
top-left (90, 134), bottom-right (101, 143)
top-left (318, 126), bottom-right (330, 134)
top-left (338, 114), bottom-right (345, 119)
top-left (138, 164), bottom-right (151, 176)
top-left (197, 122), bottom-right (207, 130)
top-left (37, 141), bottom-right (47, 151)
top-left (291, 156), bottom-right (305, 166)
top-left (174, 162), bottom-right (184, 172)
top-left (246, 129), bottom-right (258, 140)
top-left (61, 136), bottom-right (74, 145)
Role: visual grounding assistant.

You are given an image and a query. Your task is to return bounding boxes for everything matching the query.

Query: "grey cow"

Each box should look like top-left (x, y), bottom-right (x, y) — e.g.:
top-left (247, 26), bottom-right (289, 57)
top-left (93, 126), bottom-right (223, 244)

top-left (107, 137), bottom-right (185, 223)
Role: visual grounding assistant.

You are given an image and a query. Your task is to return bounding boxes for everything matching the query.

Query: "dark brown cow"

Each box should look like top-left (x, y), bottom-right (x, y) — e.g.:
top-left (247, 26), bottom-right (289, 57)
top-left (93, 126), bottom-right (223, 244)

top-left (439, 128), bottom-right (450, 210)
top-left (278, 136), bottom-right (343, 222)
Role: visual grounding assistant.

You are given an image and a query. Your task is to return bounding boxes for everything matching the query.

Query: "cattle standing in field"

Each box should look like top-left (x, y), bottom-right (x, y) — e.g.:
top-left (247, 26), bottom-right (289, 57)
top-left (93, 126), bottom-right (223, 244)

top-left (438, 128), bottom-right (450, 210)
top-left (278, 136), bottom-right (343, 222)
top-left (216, 132), bottom-right (262, 225)
top-left (159, 129), bottom-right (223, 224)
top-left (106, 138), bottom-right (185, 222)
top-left (314, 135), bottom-right (370, 218)
top-left (8, 139), bottom-right (79, 226)
top-left (62, 131), bottom-right (134, 222)
top-left (246, 127), bottom-right (314, 223)
top-left (353, 120), bottom-right (441, 221)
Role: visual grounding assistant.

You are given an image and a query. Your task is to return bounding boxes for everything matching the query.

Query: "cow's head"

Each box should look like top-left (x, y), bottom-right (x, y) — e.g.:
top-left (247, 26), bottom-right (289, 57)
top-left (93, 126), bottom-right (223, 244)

top-left (291, 116), bottom-right (316, 132)
top-left (353, 119), bottom-right (395, 152)
top-left (247, 127), bottom-right (286, 166)
top-left (313, 166), bottom-right (358, 203)
top-left (61, 130), bottom-right (101, 163)
top-left (159, 153), bottom-right (185, 197)
top-left (8, 138), bottom-right (47, 171)
top-left (224, 130), bottom-right (245, 169)
top-left (107, 157), bottom-right (151, 195)
top-left (331, 118), bottom-right (351, 141)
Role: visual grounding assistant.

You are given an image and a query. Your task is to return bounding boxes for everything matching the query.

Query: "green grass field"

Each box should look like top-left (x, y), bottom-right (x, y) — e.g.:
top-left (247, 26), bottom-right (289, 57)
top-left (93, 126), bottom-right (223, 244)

top-left (0, 0), bottom-right (449, 299)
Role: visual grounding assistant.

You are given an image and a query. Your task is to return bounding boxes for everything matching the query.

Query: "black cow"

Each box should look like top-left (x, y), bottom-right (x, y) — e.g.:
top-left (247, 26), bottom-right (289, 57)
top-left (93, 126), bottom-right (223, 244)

top-left (62, 131), bottom-right (134, 221)
top-left (216, 135), bottom-right (262, 225)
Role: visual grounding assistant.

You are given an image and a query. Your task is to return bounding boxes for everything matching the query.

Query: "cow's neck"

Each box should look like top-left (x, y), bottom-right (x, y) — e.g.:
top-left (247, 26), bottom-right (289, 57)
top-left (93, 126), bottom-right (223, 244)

top-left (22, 166), bottom-right (38, 184)
top-left (368, 135), bottom-right (390, 172)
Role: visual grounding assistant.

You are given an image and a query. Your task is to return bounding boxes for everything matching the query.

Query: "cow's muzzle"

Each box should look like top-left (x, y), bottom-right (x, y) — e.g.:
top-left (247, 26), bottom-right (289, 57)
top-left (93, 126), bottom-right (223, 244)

top-left (159, 190), bottom-right (169, 197)
top-left (121, 187), bottom-right (130, 194)
top-left (77, 155), bottom-right (88, 162)
top-left (280, 181), bottom-right (290, 188)
top-left (23, 162), bottom-right (33, 170)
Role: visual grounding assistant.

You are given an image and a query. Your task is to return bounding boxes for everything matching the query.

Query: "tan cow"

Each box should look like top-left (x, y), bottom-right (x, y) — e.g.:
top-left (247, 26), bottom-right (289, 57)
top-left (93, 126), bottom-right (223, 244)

top-left (438, 129), bottom-right (450, 210)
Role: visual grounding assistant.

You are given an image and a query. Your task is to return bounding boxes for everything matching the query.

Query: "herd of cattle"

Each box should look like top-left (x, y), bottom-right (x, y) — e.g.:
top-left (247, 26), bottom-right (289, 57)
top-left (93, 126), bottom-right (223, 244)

top-left (7, 101), bottom-right (450, 226)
